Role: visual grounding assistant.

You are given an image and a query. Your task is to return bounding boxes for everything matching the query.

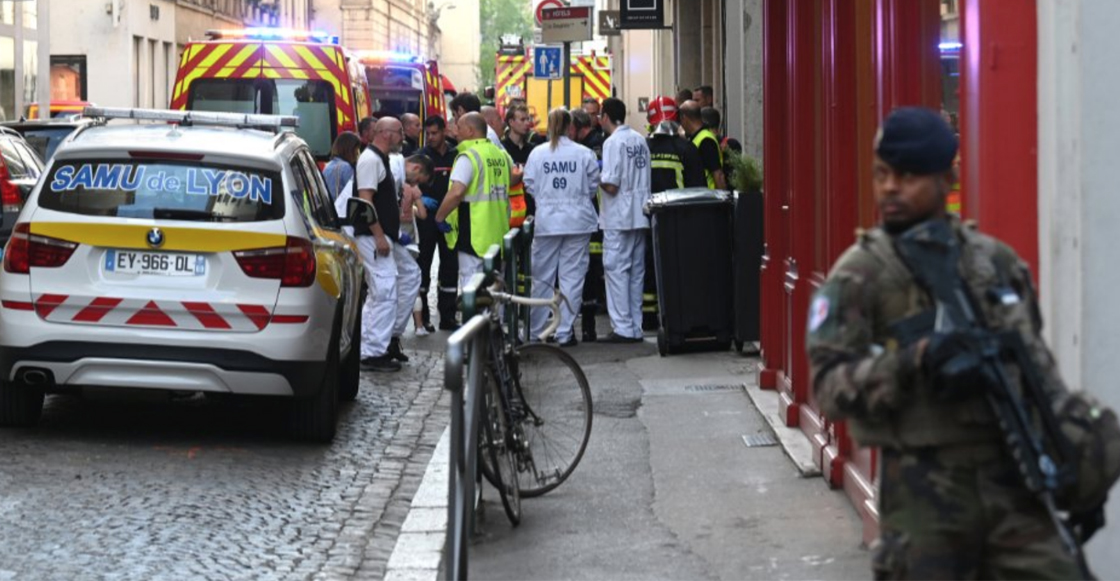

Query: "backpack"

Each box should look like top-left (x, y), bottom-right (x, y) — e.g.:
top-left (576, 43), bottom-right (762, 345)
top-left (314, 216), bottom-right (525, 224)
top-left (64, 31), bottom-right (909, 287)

top-left (1055, 390), bottom-right (1120, 515)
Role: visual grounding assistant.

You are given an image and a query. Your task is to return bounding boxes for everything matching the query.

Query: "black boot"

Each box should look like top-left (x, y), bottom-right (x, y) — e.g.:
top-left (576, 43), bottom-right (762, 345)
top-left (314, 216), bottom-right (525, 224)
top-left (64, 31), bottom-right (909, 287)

top-left (388, 336), bottom-right (409, 363)
top-left (581, 304), bottom-right (597, 342)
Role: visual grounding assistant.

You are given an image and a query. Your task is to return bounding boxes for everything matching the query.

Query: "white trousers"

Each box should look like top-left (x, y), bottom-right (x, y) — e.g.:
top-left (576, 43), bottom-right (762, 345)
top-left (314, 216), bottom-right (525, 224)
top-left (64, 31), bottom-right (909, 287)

top-left (458, 252), bottom-right (485, 292)
top-left (530, 234), bottom-right (591, 342)
top-left (602, 229), bottom-right (646, 339)
top-left (392, 243), bottom-right (422, 337)
top-left (358, 237), bottom-right (421, 358)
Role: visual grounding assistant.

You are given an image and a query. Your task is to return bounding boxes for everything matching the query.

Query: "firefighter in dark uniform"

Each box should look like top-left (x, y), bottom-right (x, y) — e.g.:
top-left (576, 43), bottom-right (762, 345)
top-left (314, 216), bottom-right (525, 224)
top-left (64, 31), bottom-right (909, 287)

top-left (572, 107), bottom-right (606, 341)
top-left (417, 115), bottom-right (461, 330)
top-left (642, 96), bottom-right (706, 330)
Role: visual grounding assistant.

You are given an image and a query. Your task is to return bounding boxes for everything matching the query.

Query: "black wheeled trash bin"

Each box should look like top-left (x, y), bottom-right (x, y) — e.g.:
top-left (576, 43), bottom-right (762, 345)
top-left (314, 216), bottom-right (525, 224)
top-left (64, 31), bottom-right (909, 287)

top-left (644, 188), bottom-right (734, 356)
top-left (733, 188), bottom-right (764, 353)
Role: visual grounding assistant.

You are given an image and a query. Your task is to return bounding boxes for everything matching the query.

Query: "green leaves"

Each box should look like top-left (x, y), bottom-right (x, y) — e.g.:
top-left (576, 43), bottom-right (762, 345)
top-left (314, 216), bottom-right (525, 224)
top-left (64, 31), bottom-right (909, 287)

top-left (725, 149), bottom-right (763, 193)
top-left (478, 0), bottom-right (534, 92)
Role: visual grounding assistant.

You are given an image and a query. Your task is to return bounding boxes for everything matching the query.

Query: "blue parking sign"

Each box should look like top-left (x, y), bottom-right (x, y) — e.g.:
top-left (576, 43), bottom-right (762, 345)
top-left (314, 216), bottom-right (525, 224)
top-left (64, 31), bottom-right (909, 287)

top-left (534, 46), bottom-right (563, 80)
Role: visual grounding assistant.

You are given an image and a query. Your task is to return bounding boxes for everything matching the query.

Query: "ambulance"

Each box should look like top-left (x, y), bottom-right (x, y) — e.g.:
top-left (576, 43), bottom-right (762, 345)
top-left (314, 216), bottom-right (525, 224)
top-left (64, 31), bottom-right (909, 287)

top-left (170, 28), bottom-right (374, 162)
top-left (356, 51), bottom-right (448, 129)
top-left (493, 48), bottom-right (612, 133)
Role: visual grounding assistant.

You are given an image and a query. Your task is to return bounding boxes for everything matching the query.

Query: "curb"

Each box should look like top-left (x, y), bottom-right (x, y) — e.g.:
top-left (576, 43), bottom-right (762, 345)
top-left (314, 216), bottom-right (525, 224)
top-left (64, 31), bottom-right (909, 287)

top-left (384, 426), bottom-right (450, 581)
top-left (741, 378), bottom-right (822, 478)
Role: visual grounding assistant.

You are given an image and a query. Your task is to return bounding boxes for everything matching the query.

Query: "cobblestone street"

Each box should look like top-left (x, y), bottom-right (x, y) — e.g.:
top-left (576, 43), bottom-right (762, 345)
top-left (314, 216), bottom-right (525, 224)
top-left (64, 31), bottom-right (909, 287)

top-left (0, 349), bottom-right (449, 581)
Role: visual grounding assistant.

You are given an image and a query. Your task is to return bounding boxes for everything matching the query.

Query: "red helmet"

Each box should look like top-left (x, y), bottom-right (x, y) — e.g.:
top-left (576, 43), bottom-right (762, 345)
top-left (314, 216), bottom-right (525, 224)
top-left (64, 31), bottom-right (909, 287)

top-left (647, 96), bottom-right (678, 125)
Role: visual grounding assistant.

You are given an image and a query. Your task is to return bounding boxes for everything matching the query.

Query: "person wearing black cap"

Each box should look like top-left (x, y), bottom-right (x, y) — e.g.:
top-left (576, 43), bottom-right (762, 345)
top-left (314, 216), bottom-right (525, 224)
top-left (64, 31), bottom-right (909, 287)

top-left (806, 107), bottom-right (1091, 579)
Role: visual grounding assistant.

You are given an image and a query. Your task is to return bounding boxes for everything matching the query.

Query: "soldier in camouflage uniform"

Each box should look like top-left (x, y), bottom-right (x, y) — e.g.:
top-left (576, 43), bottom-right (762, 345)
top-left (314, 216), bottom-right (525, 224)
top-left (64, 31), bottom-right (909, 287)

top-left (806, 107), bottom-right (1088, 580)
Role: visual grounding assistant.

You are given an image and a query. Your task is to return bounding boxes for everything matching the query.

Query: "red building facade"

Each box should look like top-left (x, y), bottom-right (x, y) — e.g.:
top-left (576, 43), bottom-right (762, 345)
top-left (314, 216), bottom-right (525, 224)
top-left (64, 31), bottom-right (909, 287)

top-left (759, 0), bottom-right (1039, 542)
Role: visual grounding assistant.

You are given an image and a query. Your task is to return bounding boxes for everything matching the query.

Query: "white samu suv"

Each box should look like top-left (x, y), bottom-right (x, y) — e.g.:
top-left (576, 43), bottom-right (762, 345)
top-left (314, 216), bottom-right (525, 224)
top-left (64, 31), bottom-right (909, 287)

top-left (0, 108), bottom-right (365, 442)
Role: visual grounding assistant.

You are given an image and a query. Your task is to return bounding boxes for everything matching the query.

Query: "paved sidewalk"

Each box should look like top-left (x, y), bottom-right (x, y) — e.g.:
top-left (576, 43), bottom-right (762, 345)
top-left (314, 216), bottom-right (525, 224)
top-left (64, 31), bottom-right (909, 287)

top-left (395, 329), bottom-right (870, 580)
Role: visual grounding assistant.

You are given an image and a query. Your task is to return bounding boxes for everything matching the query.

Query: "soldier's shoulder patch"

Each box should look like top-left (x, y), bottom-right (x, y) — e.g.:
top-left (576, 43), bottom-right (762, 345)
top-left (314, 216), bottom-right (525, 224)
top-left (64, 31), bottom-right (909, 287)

top-left (807, 281), bottom-right (847, 342)
top-left (809, 294), bottom-right (831, 332)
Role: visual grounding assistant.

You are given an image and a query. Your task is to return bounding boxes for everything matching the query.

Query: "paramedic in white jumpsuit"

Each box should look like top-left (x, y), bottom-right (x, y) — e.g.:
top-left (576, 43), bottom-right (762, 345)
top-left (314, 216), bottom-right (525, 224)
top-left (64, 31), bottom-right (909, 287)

top-left (523, 108), bottom-right (601, 346)
top-left (597, 97), bottom-right (652, 343)
top-left (342, 117), bottom-right (422, 371)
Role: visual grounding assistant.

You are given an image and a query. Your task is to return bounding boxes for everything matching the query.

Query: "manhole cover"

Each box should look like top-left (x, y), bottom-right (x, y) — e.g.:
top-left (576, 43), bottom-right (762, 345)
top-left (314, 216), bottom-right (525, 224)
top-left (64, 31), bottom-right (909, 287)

top-left (741, 433), bottom-right (779, 448)
top-left (684, 384), bottom-right (744, 393)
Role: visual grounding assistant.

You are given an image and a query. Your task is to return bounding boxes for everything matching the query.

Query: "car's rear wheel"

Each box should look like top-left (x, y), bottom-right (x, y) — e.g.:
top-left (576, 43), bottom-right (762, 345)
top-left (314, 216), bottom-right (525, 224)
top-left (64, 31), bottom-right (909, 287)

top-left (289, 313), bottom-right (340, 442)
top-left (0, 379), bottom-right (45, 427)
top-left (338, 292), bottom-right (364, 402)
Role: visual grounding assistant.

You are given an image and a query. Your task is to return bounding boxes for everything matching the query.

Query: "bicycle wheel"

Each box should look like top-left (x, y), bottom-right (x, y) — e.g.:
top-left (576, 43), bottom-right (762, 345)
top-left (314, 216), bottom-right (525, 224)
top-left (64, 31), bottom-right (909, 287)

top-left (510, 343), bottom-right (593, 497)
top-left (481, 368), bottom-right (521, 526)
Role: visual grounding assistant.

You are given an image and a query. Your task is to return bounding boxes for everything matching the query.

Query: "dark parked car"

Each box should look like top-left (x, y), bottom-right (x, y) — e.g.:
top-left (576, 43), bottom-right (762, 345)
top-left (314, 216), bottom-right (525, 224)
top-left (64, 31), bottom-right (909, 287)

top-left (0, 127), bottom-right (44, 247)
top-left (1, 117), bottom-right (92, 162)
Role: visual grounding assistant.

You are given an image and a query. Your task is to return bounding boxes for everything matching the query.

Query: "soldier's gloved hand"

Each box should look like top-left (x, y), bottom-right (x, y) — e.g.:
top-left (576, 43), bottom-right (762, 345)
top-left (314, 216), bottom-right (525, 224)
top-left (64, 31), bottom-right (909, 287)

top-left (922, 330), bottom-right (993, 399)
top-left (437, 221), bottom-right (452, 234)
top-left (399, 232), bottom-right (413, 246)
top-left (422, 196), bottom-right (439, 212)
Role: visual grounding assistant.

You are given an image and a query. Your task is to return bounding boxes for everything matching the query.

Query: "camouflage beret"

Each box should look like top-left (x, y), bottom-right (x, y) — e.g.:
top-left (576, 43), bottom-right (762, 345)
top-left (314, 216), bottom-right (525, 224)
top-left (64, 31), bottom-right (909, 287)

top-left (875, 107), bottom-right (958, 175)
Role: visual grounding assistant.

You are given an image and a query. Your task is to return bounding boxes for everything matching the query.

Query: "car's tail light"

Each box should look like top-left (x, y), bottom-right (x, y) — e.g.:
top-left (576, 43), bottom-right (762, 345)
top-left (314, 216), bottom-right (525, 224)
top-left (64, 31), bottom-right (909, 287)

top-left (233, 237), bottom-right (317, 287)
top-left (0, 160), bottom-right (21, 213)
top-left (3, 223), bottom-right (79, 274)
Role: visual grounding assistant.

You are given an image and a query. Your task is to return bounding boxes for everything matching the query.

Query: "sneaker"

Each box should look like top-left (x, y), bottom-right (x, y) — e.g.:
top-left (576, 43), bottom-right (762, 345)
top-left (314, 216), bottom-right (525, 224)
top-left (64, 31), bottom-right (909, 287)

top-left (424, 323), bottom-right (436, 333)
top-left (439, 321), bottom-right (461, 331)
top-left (388, 337), bottom-right (410, 363)
top-left (558, 336), bottom-right (578, 348)
top-left (600, 332), bottom-right (643, 344)
top-left (360, 355), bottom-right (402, 372)
top-left (415, 326), bottom-right (430, 337)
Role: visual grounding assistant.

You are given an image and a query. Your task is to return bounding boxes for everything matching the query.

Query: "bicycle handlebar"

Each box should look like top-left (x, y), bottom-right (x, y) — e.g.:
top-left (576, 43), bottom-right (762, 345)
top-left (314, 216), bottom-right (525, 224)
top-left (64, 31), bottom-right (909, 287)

top-left (487, 289), bottom-right (563, 342)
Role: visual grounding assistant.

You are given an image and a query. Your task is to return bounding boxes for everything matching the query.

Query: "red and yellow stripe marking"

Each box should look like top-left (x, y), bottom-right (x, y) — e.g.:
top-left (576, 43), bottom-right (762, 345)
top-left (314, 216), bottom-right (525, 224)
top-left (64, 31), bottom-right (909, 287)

top-left (572, 56), bottom-right (611, 101)
top-left (496, 55), bottom-right (532, 112)
top-left (171, 41), bottom-right (355, 133)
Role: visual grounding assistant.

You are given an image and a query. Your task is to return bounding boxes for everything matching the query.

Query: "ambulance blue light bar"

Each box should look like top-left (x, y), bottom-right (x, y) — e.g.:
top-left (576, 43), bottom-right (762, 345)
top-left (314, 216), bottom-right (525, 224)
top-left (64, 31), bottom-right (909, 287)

top-left (205, 27), bottom-right (340, 45)
top-left (939, 41), bottom-right (962, 53)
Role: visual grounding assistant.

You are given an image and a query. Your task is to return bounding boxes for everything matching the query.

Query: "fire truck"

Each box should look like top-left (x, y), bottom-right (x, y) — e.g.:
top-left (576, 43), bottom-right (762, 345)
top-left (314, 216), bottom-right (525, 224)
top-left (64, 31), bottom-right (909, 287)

top-left (356, 51), bottom-right (448, 129)
top-left (492, 45), bottom-right (612, 133)
top-left (170, 28), bottom-right (374, 162)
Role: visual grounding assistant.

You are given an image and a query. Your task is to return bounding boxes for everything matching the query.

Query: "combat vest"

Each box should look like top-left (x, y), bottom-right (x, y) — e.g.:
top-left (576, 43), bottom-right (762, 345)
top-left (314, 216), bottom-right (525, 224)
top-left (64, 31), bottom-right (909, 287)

top-left (691, 128), bottom-right (723, 189)
top-left (830, 219), bottom-right (1048, 449)
top-left (446, 138), bottom-right (511, 257)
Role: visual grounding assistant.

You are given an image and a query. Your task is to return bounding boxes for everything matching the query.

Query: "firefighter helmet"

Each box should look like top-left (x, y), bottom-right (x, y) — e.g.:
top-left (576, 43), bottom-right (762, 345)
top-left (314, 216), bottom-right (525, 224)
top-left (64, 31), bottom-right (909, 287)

top-left (647, 96), bottom-right (678, 125)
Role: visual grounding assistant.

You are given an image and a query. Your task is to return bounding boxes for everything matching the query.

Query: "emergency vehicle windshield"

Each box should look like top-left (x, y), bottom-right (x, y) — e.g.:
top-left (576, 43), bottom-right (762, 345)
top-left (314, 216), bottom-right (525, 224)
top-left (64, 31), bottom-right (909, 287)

top-left (40, 159), bottom-right (284, 222)
top-left (187, 79), bottom-right (336, 158)
top-left (366, 65), bottom-right (423, 118)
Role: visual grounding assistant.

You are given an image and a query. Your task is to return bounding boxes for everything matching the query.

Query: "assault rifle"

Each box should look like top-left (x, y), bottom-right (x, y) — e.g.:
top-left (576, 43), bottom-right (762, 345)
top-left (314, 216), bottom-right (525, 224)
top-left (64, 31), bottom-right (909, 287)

top-left (893, 219), bottom-right (1091, 578)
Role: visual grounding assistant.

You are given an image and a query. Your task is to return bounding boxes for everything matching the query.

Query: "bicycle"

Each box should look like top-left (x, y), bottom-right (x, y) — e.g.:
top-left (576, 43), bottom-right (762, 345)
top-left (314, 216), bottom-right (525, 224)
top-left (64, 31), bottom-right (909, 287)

top-left (471, 276), bottom-right (594, 526)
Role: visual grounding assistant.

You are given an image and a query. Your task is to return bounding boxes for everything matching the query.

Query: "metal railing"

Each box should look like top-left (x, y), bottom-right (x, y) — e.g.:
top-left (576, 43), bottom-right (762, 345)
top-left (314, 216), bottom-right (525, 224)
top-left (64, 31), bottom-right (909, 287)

top-left (443, 232), bottom-right (535, 580)
top-left (443, 269), bottom-right (491, 581)
top-left (502, 216), bottom-right (534, 346)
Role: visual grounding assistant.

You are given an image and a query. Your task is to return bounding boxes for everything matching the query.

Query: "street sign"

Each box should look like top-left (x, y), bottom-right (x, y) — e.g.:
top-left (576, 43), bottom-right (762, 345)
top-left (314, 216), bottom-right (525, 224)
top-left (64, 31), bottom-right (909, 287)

top-left (620, 0), bottom-right (665, 29)
top-left (535, 0), bottom-right (566, 27)
top-left (534, 46), bottom-right (563, 80)
top-left (541, 7), bottom-right (593, 44)
top-left (598, 10), bottom-right (621, 36)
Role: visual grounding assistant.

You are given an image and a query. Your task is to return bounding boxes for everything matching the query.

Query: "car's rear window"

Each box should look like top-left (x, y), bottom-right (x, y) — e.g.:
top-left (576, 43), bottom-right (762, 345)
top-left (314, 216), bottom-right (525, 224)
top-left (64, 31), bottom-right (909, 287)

top-left (39, 159), bottom-right (284, 222)
top-left (17, 126), bottom-right (77, 161)
top-left (0, 138), bottom-right (39, 179)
